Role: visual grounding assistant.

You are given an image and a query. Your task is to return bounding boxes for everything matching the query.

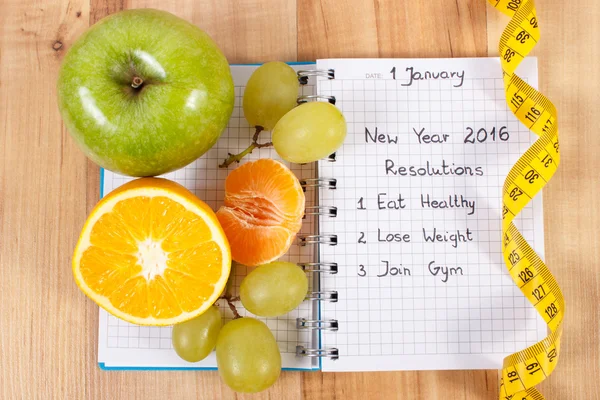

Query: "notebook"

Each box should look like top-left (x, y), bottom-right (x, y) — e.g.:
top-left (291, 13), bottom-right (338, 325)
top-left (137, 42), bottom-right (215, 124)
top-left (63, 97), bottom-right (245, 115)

top-left (98, 58), bottom-right (546, 372)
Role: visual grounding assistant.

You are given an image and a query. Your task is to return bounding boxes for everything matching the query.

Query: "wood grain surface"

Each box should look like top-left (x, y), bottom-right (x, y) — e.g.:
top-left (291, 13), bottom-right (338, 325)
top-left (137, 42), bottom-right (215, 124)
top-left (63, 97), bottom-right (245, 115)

top-left (0, 0), bottom-right (598, 398)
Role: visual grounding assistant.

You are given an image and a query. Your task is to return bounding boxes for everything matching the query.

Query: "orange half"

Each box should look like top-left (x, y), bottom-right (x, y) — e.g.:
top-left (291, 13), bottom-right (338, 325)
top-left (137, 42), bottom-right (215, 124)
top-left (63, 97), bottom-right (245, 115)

top-left (73, 178), bottom-right (231, 326)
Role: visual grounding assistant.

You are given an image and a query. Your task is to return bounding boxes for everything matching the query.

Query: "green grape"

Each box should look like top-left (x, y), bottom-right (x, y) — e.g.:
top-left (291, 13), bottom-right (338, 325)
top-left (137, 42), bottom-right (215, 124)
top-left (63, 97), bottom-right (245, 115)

top-left (240, 261), bottom-right (308, 317)
top-left (172, 306), bottom-right (221, 363)
top-left (216, 317), bottom-right (281, 393)
top-left (272, 101), bottom-right (347, 163)
top-left (243, 61), bottom-right (299, 130)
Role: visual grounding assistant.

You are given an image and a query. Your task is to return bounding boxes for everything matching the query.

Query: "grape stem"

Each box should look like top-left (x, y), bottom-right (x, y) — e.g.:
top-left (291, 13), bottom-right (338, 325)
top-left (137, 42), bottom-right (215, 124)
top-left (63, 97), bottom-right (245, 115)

top-left (219, 126), bottom-right (270, 168)
top-left (219, 295), bottom-right (241, 319)
top-left (215, 263), bottom-right (242, 319)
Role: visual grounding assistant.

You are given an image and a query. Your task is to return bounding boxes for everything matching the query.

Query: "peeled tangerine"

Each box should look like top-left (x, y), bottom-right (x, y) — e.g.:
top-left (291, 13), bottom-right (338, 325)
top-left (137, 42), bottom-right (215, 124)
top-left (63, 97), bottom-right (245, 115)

top-left (216, 159), bottom-right (305, 266)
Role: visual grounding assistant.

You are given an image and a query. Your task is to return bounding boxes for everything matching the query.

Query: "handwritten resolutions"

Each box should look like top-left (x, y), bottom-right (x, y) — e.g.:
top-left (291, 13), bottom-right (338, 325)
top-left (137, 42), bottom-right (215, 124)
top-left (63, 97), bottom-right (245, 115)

top-left (353, 67), bottom-right (511, 282)
top-left (365, 126), bottom-right (508, 177)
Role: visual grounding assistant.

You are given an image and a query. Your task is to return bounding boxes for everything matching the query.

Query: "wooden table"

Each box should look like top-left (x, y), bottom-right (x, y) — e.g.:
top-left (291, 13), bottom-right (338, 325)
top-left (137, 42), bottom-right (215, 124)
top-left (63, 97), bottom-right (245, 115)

top-left (1, 0), bottom-right (598, 398)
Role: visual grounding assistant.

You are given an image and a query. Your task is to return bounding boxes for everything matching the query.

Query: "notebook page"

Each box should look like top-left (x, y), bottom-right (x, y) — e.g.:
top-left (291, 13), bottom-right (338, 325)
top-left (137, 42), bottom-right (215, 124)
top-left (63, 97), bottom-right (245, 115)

top-left (98, 64), bottom-right (318, 370)
top-left (316, 58), bottom-right (546, 372)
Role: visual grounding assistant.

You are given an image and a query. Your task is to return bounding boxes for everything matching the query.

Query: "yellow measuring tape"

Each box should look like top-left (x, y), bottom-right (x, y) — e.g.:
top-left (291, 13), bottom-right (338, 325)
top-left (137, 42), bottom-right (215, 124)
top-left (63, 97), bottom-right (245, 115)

top-left (488, 0), bottom-right (563, 398)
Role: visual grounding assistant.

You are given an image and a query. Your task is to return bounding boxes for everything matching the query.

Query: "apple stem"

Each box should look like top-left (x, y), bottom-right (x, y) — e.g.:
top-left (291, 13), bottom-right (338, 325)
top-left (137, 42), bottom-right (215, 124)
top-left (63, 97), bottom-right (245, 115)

top-left (131, 76), bottom-right (144, 89)
top-left (219, 126), bottom-right (271, 168)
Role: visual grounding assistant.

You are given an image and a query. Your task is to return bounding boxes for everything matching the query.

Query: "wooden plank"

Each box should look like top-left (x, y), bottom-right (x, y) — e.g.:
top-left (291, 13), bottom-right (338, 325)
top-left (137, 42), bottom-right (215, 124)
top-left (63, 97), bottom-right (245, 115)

top-left (298, 0), bottom-right (488, 60)
top-left (302, 370), bottom-right (497, 399)
top-left (90, 0), bottom-right (125, 23)
top-left (125, 0), bottom-right (297, 63)
top-left (0, 0), bottom-right (94, 399)
top-left (487, 0), bottom-right (600, 398)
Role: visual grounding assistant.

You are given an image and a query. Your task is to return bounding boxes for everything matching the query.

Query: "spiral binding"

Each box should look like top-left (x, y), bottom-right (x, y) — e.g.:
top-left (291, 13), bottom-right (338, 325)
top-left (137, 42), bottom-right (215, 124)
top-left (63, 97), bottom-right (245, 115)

top-left (298, 262), bottom-right (338, 274)
top-left (295, 68), bottom-right (340, 361)
top-left (297, 94), bottom-right (336, 105)
top-left (297, 234), bottom-right (338, 246)
top-left (296, 318), bottom-right (339, 331)
top-left (300, 178), bottom-right (337, 190)
top-left (305, 206), bottom-right (337, 217)
top-left (297, 69), bottom-right (335, 85)
top-left (297, 69), bottom-right (336, 104)
top-left (305, 291), bottom-right (339, 302)
top-left (296, 346), bottom-right (339, 360)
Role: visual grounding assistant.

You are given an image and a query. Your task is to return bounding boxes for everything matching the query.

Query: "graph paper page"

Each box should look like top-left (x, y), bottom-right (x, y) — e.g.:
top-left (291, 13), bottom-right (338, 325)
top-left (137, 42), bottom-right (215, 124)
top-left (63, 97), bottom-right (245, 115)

top-left (317, 58), bottom-right (547, 372)
top-left (98, 64), bottom-right (317, 370)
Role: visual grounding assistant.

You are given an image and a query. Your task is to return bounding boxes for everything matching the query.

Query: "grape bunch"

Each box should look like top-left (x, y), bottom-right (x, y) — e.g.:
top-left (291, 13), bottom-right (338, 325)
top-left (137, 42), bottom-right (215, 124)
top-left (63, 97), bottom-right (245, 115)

top-left (172, 261), bottom-right (308, 393)
top-left (220, 61), bottom-right (347, 167)
top-left (175, 61), bottom-right (347, 393)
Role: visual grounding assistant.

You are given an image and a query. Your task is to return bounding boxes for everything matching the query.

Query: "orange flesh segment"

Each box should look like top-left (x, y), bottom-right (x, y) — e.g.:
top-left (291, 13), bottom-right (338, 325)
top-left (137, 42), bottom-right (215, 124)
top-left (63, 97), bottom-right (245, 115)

top-left (216, 207), bottom-right (296, 266)
top-left (216, 159), bottom-right (305, 266)
top-left (223, 158), bottom-right (305, 219)
top-left (78, 195), bottom-right (223, 320)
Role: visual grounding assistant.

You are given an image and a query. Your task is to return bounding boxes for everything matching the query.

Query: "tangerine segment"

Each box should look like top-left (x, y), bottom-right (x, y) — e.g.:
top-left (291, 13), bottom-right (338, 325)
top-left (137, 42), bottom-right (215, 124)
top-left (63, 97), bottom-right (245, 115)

top-left (217, 207), bottom-right (296, 267)
top-left (216, 159), bottom-right (305, 266)
top-left (223, 158), bottom-right (305, 221)
top-left (73, 178), bottom-right (231, 326)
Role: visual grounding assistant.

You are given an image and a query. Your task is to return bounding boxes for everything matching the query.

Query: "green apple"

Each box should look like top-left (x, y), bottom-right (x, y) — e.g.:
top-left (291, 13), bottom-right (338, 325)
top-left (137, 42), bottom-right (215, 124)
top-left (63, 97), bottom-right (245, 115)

top-left (57, 9), bottom-right (234, 176)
